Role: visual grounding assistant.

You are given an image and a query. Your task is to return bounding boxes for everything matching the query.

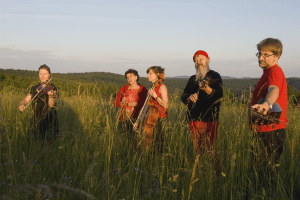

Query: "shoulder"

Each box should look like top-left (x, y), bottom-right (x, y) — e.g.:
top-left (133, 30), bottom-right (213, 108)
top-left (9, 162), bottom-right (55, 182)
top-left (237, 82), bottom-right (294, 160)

top-left (30, 84), bottom-right (39, 92)
top-left (119, 84), bottom-right (128, 91)
top-left (159, 83), bottom-right (167, 90)
top-left (270, 65), bottom-right (284, 74)
top-left (32, 84), bottom-right (39, 89)
top-left (188, 75), bottom-right (196, 82)
top-left (208, 70), bottom-right (222, 79)
top-left (139, 84), bottom-right (148, 92)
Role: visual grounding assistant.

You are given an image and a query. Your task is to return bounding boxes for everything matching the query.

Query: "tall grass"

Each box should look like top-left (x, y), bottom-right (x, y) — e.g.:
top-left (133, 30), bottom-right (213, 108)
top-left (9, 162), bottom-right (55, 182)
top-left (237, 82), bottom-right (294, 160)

top-left (0, 86), bottom-right (299, 199)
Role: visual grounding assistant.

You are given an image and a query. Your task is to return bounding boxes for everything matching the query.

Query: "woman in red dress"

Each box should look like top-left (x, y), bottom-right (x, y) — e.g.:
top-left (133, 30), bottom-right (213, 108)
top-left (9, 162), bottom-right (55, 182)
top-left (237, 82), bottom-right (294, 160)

top-left (144, 66), bottom-right (168, 153)
top-left (114, 69), bottom-right (148, 134)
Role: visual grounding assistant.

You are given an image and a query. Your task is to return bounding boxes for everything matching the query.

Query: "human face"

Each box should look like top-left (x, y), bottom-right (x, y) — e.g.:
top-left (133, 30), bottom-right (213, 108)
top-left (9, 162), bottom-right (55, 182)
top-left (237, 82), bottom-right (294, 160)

top-left (39, 69), bottom-right (50, 83)
top-left (194, 55), bottom-right (209, 70)
top-left (147, 69), bottom-right (158, 83)
top-left (126, 73), bottom-right (138, 85)
top-left (257, 50), bottom-right (278, 69)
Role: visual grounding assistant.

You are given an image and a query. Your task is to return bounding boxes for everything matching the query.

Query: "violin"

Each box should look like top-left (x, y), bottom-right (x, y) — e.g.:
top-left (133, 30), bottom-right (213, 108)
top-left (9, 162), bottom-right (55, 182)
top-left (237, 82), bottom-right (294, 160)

top-left (36, 82), bottom-right (55, 95)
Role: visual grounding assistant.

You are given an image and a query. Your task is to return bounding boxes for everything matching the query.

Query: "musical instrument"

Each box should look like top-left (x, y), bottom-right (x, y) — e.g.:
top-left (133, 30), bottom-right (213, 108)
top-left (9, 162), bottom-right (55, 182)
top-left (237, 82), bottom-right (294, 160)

top-left (190, 77), bottom-right (210, 110)
top-left (250, 98), bottom-right (282, 128)
top-left (36, 81), bottom-right (55, 94)
top-left (133, 80), bottom-right (162, 134)
top-left (20, 76), bottom-right (53, 113)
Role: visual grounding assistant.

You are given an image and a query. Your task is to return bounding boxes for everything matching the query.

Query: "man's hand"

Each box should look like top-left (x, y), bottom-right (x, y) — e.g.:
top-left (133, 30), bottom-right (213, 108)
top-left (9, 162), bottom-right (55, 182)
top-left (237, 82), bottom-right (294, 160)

top-left (199, 79), bottom-right (209, 89)
top-left (251, 101), bottom-right (270, 115)
top-left (189, 93), bottom-right (198, 103)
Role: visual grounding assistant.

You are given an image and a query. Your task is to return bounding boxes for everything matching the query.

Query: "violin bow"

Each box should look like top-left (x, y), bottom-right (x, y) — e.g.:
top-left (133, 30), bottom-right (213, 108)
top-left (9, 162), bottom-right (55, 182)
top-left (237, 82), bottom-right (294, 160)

top-left (20, 76), bottom-right (52, 113)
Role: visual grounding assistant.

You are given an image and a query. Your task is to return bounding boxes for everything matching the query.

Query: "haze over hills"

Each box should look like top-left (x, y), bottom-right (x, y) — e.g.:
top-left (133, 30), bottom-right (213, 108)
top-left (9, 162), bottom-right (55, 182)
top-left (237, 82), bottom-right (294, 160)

top-left (168, 75), bottom-right (243, 79)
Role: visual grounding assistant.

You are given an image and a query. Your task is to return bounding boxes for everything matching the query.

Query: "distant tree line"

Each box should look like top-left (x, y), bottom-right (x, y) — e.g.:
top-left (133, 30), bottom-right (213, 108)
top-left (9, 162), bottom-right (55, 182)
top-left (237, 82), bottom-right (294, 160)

top-left (1, 69), bottom-right (299, 104)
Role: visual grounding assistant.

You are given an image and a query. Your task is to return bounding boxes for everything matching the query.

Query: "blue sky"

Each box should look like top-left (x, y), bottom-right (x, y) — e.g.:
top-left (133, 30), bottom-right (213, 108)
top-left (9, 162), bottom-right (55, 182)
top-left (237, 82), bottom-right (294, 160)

top-left (1, 0), bottom-right (299, 78)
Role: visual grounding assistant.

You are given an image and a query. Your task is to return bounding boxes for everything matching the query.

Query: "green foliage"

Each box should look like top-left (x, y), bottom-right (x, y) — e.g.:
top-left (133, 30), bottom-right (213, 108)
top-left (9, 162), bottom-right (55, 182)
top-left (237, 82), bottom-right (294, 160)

top-left (0, 68), bottom-right (299, 199)
top-left (1, 85), bottom-right (299, 199)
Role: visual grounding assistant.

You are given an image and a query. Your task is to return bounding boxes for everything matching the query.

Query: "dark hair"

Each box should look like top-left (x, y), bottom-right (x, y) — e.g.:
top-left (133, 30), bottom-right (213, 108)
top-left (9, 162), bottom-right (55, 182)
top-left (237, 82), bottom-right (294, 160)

top-left (125, 69), bottom-right (139, 82)
top-left (39, 64), bottom-right (51, 74)
top-left (257, 38), bottom-right (283, 58)
top-left (146, 66), bottom-right (165, 80)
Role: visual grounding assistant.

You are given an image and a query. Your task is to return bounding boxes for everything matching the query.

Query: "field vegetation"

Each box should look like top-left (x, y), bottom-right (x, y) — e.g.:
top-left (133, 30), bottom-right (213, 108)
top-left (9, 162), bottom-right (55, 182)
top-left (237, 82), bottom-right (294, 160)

top-left (0, 69), bottom-right (300, 199)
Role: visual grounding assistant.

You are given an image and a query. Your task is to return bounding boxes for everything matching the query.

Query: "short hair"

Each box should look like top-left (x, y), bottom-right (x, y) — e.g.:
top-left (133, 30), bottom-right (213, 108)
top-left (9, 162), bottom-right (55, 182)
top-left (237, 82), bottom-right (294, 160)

top-left (39, 64), bottom-right (51, 74)
top-left (257, 38), bottom-right (283, 58)
top-left (147, 66), bottom-right (165, 81)
top-left (125, 69), bottom-right (139, 82)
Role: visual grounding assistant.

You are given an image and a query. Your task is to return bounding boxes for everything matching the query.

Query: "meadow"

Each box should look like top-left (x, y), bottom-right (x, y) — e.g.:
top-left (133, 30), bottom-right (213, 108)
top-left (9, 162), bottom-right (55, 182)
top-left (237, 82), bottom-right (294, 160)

top-left (0, 81), bottom-right (300, 200)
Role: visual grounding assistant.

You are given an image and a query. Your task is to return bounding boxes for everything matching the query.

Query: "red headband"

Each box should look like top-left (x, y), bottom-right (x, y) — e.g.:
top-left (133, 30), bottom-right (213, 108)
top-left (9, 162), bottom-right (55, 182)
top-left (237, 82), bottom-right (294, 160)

top-left (193, 50), bottom-right (209, 62)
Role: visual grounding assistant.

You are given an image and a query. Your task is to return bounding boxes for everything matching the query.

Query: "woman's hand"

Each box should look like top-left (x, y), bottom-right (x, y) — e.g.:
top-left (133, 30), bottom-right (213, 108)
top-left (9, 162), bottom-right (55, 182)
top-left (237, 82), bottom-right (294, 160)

top-left (127, 102), bottom-right (137, 107)
top-left (121, 97), bottom-right (127, 105)
top-left (19, 94), bottom-right (31, 112)
top-left (148, 89), bottom-right (158, 99)
top-left (47, 90), bottom-right (56, 107)
top-left (19, 104), bottom-right (25, 112)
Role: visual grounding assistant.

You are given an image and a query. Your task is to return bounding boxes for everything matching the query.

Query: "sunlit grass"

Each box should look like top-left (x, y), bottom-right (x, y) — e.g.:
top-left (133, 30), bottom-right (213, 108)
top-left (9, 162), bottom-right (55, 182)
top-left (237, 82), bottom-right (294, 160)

top-left (0, 86), bottom-right (299, 199)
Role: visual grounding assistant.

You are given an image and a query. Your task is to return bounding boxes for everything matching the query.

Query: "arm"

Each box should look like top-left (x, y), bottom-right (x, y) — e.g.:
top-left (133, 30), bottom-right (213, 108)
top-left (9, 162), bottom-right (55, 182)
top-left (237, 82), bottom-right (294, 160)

top-left (206, 76), bottom-right (223, 100)
top-left (149, 84), bottom-right (168, 110)
top-left (114, 86), bottom-right (126, 108)
top-left (181, 76), bottom-right (196, 105)
top-left (19, 94), bottom-right (32, 112)
top-left (158, 84), bottom-right (168, 110)
top-left (251, 85), bottom-right (279, 115)
top-left (47, 90), bottom-right (58, 108)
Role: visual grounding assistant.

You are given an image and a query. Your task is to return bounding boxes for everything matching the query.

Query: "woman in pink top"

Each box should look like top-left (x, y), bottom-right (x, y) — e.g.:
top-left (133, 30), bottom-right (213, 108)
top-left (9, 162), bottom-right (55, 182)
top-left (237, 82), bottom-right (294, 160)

top-left (114, 69), bottom-right (148, 134)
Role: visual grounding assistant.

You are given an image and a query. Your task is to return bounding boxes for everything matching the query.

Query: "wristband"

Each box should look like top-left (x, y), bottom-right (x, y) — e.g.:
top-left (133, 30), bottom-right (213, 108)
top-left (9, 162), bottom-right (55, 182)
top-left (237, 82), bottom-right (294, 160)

top-left (266, 100), bottom-right (272, 110)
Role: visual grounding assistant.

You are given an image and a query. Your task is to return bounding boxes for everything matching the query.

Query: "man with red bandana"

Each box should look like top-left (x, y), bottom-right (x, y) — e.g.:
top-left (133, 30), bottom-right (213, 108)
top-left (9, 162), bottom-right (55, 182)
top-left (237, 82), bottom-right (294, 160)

top-left (181, 50), bottom-right (223, 169)
top-left (249, 38), bottom-right (288, 174)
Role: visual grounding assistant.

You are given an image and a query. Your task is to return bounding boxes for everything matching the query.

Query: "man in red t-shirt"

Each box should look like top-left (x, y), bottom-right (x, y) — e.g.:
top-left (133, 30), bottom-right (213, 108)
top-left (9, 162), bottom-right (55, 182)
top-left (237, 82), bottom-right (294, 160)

top-left (250, 38), bottom-right (288, 174)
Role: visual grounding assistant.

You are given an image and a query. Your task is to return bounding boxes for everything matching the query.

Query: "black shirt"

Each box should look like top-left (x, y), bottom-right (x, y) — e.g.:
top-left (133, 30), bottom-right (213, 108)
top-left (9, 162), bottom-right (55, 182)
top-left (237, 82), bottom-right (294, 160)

top-left (30, 83), bottom-right (59, 139)
top-left (181, 70), bottom-right (223, 122)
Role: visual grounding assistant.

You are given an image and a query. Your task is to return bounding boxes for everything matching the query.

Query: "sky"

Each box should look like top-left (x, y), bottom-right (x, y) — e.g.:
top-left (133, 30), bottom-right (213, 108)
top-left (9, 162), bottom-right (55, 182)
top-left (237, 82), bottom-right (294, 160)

top-left (0, 0), bottom-right (299, 78)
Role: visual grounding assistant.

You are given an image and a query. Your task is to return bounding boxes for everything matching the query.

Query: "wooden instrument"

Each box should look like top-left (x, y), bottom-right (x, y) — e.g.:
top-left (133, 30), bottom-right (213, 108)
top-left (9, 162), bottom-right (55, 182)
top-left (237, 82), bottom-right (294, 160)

top-left (250, 98), bottom-right (282, 128)
top-left (133, 80), bottom-right (161, 135)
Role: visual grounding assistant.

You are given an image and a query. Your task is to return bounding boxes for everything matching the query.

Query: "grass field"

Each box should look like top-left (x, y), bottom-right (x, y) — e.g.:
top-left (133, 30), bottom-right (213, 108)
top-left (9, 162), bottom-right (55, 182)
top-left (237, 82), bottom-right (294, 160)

top-left (0, 85), bottom-right (299, 199)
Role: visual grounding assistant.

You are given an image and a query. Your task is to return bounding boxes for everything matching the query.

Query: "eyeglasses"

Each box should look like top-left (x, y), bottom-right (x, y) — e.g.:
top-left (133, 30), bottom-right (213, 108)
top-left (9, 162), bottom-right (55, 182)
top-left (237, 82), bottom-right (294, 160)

top-left (256, 52), bottom-right (274, 58)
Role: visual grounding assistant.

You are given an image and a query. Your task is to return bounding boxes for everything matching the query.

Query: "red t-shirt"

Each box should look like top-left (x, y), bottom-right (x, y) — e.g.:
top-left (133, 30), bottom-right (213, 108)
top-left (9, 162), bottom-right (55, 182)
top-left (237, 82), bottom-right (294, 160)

top-left (250, 64), bottom-right (288, 132)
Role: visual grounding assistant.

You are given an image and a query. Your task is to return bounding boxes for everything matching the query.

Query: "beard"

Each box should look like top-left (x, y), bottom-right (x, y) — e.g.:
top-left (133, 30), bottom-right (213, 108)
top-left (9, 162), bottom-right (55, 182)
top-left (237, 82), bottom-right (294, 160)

top-left (195, 64), bottom-right (209, 83)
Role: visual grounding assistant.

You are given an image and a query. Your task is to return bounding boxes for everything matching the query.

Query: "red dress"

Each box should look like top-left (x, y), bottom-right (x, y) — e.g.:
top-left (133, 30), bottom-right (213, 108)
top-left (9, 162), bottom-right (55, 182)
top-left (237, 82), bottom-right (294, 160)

top-left (114, 84), bottom-right (148, 122)
top-left (148, 82), bottom-right (167, 118)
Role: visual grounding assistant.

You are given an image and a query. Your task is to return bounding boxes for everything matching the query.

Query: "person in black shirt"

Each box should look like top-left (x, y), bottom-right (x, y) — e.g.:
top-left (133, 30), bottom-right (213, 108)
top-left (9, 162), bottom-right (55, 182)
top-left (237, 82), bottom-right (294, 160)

top-left (19, 64), bottom-right (59, 142)
top-left (181, 50), bottom-right (223, 166)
